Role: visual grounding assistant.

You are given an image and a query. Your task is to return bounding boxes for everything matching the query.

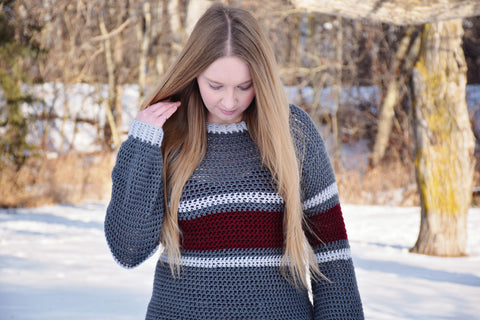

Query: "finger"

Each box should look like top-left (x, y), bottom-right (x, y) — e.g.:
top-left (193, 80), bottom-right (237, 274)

top-left (149, 104), bottom-right (179, 122)
top-left (151, 101), bottom-right (180, 118)
top-left (161, 103), bottom-right (180, 119)
top-left (149, 100), bottom-right (180, 114)
top-left (136, 101), bottom-right (180, 127)
top-left (155, 104), bottom-right (179, 126)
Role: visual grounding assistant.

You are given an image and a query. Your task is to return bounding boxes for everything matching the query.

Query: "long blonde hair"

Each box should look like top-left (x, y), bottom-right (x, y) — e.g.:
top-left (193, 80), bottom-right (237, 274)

top-left (140, 3), bottom-right (321, 288)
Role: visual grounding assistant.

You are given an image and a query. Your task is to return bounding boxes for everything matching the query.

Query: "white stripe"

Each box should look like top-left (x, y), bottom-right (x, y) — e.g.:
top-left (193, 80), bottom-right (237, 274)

top-left (160, 254), bottom-right (283, 268)
top-left (178, 192), bottom-right (283, 213)
top-left (159, 249), bottom-right (351, 268)
top-left (302, 183), bottom-right (338, 211)
top-left (315, 248), bottom-right (351, 263)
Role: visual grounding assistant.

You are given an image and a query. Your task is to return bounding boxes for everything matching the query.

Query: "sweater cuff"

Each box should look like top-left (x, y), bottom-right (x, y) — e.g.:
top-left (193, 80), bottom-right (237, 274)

top-left (128, 120), bottom-right (164, 147)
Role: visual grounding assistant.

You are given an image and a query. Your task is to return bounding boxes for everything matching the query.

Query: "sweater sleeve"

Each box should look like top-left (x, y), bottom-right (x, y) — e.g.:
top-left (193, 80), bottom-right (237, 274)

top-left (289, 105), bottom-right (364, 320)
top-left (104, 120), bottom-right (165, 268)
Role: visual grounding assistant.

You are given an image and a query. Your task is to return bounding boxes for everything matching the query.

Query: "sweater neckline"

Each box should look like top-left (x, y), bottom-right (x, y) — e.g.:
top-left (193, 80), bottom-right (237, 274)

top-left (206, 121), bottom-right (247, 134)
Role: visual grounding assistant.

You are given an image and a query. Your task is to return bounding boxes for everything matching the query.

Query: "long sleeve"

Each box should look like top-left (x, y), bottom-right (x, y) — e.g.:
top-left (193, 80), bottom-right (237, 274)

top-left (289, 105), bottom-right (364, 319)
top-left (105, 120), bottom-right (165, 268)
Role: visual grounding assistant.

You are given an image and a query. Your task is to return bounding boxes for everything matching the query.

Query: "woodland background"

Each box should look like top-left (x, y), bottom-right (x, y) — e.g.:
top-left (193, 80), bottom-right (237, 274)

top-left (1, 2), bottom-right (480, 318)
top-left (1, 0), bottom-right (479, 208)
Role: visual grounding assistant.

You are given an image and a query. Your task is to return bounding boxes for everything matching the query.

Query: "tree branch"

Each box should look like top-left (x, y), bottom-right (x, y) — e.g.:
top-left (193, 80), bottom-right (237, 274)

top-left (91, 18), bottom-right (132, 41)
top-left (291, 0), bottom-right (480, 25)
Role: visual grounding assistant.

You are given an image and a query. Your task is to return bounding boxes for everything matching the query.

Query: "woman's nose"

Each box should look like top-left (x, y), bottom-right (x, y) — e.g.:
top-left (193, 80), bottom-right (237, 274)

top-left (223, 89), bottom-right (237, 109)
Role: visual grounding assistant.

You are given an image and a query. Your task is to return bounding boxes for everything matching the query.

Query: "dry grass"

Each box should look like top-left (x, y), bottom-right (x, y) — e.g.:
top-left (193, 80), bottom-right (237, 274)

top-left (336, 153), bottom-right (480, 208)
top-left (0, 150), bottom-right (478, 209)
top-left (337, 160), bottom-right (419, 206)
top-left (0, 152), bottom-right (115, 208)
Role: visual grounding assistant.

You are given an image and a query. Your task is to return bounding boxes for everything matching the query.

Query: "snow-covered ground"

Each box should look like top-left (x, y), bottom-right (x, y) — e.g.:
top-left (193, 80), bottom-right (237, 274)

top-left (1, 202), bottom-right (479, 319)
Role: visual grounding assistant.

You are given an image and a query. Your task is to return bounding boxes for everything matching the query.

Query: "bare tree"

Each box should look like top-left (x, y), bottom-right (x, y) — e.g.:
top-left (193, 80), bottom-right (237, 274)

top-left (292, 0), bottom-right (477, 256)
top-left (97, 1), bottom-right (131, 149)
top-left (135, 0), bottom-right (152, 103)
top-left (370, 26), bottom-right (421, 166)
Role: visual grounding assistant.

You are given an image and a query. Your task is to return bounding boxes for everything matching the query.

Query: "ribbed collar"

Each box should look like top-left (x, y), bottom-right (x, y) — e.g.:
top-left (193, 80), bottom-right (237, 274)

top-left (206, 121), bottom-right (248, 134)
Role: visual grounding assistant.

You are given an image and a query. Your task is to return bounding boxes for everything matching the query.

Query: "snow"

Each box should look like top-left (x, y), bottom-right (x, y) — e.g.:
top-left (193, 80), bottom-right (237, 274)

top-left (1, 202), bottom-right (479, 319)
top-left (284, 85), bottom-right (381, 114)
top-left (13, 83), bottom-right (480, 155)
top-left (19, 83), bottom-right (140, 153)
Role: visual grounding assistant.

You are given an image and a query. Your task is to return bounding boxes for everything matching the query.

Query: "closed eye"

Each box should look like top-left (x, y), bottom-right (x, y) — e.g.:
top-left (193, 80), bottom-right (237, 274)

top-left (238, 82), bottom-right (253, 91)
top-left (208, 83), bottom-right (222, 90)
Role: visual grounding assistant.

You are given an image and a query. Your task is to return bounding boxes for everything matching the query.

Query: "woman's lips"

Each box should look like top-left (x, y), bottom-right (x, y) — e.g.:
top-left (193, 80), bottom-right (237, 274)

top-left (220, 109), bottom-right (236, 115)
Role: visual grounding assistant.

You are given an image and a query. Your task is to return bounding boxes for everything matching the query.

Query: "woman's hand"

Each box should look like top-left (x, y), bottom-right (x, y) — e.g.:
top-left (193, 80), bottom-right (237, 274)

top-left (135, 100), bottom-right (180, 128)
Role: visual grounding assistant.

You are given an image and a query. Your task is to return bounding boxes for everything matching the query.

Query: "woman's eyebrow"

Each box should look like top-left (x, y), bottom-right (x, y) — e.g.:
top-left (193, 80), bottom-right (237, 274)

top-left (238, 80), bottom-right (253, 86)
top-left (204, 77), bottom-right (252, 86)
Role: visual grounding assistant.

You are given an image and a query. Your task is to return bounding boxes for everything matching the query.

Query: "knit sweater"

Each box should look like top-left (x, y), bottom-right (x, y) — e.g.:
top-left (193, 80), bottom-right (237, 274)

top-left (105, 104), bottom-right (364, 320)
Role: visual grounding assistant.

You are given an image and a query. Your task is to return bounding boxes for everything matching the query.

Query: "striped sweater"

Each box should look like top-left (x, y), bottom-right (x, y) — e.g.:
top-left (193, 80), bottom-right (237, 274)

top-left (105, 104), bottom-right (364, 320)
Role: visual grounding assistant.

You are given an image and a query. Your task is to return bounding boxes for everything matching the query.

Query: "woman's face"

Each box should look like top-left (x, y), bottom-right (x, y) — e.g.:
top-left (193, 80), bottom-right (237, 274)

top-left (197, 56), bottom-right (255, 124)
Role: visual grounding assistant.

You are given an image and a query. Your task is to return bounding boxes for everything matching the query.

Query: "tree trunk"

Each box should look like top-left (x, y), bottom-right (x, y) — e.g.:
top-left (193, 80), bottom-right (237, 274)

top-left (371, 26), bottom-right (420, 166)
top-left (99, 14), bottom-right (120, 149)
top-left (114, 5), bottom-right (126, 141)
top-left (410, 19), bottom-right (476, 256)
top-left (136, 1), bottom-right (151, 103)
top-left (185, 0), bottom-right (211, 35)
top-left (331, 16), bottom-right (342, 169)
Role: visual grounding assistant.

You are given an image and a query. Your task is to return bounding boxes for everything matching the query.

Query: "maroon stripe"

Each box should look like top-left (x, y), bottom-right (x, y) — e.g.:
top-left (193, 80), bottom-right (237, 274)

top-left (305, 204), bottom-right (348, 246)
top-left (179, 210), bottom-right (284, 251)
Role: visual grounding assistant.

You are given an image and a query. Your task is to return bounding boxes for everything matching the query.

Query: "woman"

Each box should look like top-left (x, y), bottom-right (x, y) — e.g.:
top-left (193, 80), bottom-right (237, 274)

top-left (105, 3), bottom-right (364, 319)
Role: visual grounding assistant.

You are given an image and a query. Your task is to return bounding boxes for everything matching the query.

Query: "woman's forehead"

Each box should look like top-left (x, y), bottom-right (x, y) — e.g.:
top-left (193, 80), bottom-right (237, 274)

top-left (201, 56), bottom-right (252, 84)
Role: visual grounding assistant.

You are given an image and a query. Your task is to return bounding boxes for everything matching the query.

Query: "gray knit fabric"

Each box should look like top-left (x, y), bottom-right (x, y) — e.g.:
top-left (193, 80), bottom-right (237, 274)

top-left (105, 104), bottom-right (364, 319)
